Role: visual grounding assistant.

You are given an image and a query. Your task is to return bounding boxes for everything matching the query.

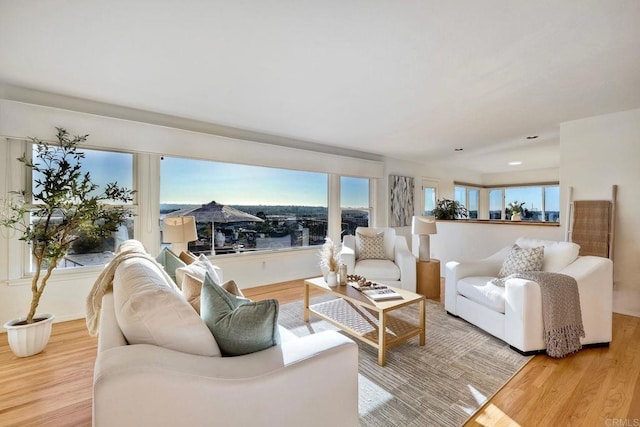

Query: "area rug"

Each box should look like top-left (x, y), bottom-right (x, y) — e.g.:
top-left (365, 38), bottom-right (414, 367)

top-left (278, 296), bottom-right (532, 426)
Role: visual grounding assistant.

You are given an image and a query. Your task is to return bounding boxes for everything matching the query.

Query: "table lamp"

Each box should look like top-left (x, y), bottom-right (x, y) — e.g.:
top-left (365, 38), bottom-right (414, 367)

top-left (162, 216), bottom-right (198, 254)
top-left (412, 216), bottom-right (437, 262)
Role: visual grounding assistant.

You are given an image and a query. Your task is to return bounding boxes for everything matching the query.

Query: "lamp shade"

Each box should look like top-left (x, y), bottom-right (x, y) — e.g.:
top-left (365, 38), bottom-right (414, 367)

top-left (162, 216), bottom-right (198, 243)
top-left (411, 216), bottom-right (437, 235)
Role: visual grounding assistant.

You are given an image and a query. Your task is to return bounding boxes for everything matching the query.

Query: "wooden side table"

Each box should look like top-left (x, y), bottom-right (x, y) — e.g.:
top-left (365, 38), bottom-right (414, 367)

top-left (416, 259), bottom-right (441, 299)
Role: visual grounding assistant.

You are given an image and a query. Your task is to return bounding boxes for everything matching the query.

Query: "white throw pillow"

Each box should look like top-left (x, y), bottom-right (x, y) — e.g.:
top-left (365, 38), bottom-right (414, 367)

top-left (515, 237), bottom-right (580, 272)
top-left (175, 255), bottom-right (223, 288)
top-left (113, 257), bottom-right (221, 357)
top-left (356, 231), bottom-right (386, 260)
top-left (498, 244), bottom-right (544, 278)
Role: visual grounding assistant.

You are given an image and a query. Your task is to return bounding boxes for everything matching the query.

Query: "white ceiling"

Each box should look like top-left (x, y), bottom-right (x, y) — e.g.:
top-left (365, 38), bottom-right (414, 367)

top-left (1, 1), bottom-right (639, 174)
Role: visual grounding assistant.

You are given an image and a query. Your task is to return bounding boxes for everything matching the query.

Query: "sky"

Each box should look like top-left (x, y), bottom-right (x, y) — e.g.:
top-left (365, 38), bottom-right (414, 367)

top-left (33, 147), bottom-right (369, 208)
top-left (32, 146), bottom-right (133, 196)
top-left (160, 156), bottom-right (370, 207)
top-left (47, 147), bottom-right (557, 212)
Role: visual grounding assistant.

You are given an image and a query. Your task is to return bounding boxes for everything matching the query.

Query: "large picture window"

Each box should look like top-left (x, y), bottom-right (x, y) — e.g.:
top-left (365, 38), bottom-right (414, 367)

top-left (489, 189), bottom-right (504, 219)
top-left (454, 182), bottom-right (560, 222)
top-left (455, 185), bottom-right (480, 218)
top-left (160, 157), bottom-right (328, 255)
top-left (340, 176), bottom-right (370, 237)
top-left (30, 146), bottom-right (135, 270)
top-left (504, 185), bottom-right (559, 221)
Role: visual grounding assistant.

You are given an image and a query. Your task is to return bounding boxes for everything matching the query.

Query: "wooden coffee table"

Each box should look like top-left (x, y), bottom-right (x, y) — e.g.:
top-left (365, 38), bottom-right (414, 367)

top-left (303, 277), bottom-right (425, 366)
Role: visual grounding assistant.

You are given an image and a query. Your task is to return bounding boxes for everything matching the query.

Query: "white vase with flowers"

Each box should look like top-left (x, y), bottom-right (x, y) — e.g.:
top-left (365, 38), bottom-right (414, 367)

top-left (319, 237), bottom-right (341, 288)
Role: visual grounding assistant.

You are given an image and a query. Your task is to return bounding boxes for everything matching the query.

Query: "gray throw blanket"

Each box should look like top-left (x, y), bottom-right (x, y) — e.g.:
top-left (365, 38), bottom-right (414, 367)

top-left (492, 271), bottom-right (585, 358)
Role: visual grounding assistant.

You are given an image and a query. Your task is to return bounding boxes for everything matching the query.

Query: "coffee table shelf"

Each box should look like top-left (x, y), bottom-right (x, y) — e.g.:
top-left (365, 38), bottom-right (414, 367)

top-left (309, 298), bottom-right (422, 349)
top-left (304, 277), bottom-right (425, 366)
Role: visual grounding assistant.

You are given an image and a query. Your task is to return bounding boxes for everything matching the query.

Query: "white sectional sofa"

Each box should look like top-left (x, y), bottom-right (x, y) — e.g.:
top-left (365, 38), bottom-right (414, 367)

top-left (92, 246), bottom-right (359, 427)
top-left (445, 238), bottom-right (613, 354)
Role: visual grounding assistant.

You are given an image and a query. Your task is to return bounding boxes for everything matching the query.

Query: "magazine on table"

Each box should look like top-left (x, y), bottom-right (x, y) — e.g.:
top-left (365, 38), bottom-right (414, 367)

top-left (362, 287), bottom-right (403, 301)
top-left (349, 280), bottom-right (403, 301)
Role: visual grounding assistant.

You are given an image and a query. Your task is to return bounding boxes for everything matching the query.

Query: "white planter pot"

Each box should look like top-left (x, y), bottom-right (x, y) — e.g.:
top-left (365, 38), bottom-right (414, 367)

top-left (320, 265), bottom-right (329, 281)
top-left (3, 313), bottom-right (55, 357)
top-left (326, 271), bottom-right (338, 288)
top-left (511, 213), bottom-right (522, 221)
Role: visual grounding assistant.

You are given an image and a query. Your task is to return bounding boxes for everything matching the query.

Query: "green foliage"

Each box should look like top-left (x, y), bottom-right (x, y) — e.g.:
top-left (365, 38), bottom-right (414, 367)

top-left (507, 201), bottom-right (525, 214)
top-left (71, 230), bottom-right (114, 254)
top-left (0, 127), bottom-right (134, 323)
top-left (432, 198), bottom-right (468, 220)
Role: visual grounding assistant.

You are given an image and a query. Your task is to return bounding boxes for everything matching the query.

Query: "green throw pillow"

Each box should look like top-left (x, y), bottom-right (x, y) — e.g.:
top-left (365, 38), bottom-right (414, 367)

top-left (155, 247), bottom-right (187, 285)
top-left (201, 273), bottom-right (280, 356)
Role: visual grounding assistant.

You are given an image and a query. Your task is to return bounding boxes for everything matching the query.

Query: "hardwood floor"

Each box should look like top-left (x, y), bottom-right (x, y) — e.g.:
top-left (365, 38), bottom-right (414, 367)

top-left (0, 319), bottom-right (97, 427)
top-left (1, 279), bottom-right (638, 426)
top-left (464, 312), bottom-right (640, 426)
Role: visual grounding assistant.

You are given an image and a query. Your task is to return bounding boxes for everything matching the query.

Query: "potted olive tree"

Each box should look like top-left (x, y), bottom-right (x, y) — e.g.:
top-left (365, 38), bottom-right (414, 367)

top-left (0, 128), bottom-right (133, 357)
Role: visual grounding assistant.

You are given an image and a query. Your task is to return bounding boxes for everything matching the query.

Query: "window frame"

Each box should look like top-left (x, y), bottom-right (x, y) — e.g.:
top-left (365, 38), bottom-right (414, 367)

top-left (16, 140), bottom-right (138, 275)
top-left (453, 181), bottom-right (560, 223)
top-left (454, 184), bottom-right (481, 219)
top-left (421, 178), bottom-right (439, 216)
top-left (159, 155), bottom-right (338, 255)
top-left (339, 175), bottom-right (372, 239)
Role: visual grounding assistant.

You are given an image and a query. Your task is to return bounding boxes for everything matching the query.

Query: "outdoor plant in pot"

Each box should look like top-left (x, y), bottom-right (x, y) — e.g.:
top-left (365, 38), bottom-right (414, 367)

top-left (432, 198), bottom-right (468, 220)
top-left (0, 128), bottom-right (134, 357)
top-left (507, 201), bottom-right (525, 221)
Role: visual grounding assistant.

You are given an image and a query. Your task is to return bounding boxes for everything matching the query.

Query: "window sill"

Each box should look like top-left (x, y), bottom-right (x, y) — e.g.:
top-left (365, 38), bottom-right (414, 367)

top-left (209, 244), bottom-right (319, 259)
top-left (435, 219), bottom-right (560, 226)
top-left (5, 264), bottom-right (105, 287)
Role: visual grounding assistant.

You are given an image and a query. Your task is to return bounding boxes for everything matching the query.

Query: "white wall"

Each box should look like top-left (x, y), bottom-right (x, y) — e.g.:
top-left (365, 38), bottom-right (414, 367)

top-left (431, 221), bottom-right (563, 272)
top-left (560, 108), bottom-right (640, 317)
top-left (481, 167), bottom-right (559, 186)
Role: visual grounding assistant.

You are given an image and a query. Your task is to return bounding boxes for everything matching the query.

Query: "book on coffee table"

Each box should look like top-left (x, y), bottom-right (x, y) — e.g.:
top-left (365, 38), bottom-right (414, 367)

top-left (361, 287), bottom-right (403, 301)
top-left (348, 282), bottom-right (403, 301)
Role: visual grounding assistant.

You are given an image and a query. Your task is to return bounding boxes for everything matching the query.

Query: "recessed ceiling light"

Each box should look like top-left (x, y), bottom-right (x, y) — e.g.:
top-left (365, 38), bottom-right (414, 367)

top-left (454, 148), bottom-right (464, 152)
top-left (509, 161), bottom-right (523, 166)
top-left (526, 135), bottom-right (539, 140)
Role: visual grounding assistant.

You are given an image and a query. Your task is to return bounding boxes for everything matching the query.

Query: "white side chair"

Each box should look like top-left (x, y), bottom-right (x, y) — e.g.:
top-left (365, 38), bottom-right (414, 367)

top-left (341, 227), bottom-right (417, 292)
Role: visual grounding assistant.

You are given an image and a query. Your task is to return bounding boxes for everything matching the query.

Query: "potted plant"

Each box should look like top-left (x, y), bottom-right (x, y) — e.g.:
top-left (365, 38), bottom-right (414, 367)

top-left (507, 201), bottom-right (525, 221)
top-left (319, 237), bottom-right (341, 287)
top-left (0, 127), bottom-right (134, 357)
top-left (432, 198), bottom-right (469, 220)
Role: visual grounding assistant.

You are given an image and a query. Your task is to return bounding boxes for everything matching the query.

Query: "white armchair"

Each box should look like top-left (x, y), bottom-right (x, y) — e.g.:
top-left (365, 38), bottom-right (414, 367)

top-left (341, 227), bottom-right (417, 292)
top-left (445, 237), bottom-right (613, 354)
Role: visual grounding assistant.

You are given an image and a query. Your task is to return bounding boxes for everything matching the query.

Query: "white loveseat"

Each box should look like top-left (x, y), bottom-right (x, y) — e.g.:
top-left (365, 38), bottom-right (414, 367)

top-left (92, 252), bottom-right (359, 427)
top-left (445, 238), bottom-right (613, 354)
top-left (341, 227), bottom-right (417, 292)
